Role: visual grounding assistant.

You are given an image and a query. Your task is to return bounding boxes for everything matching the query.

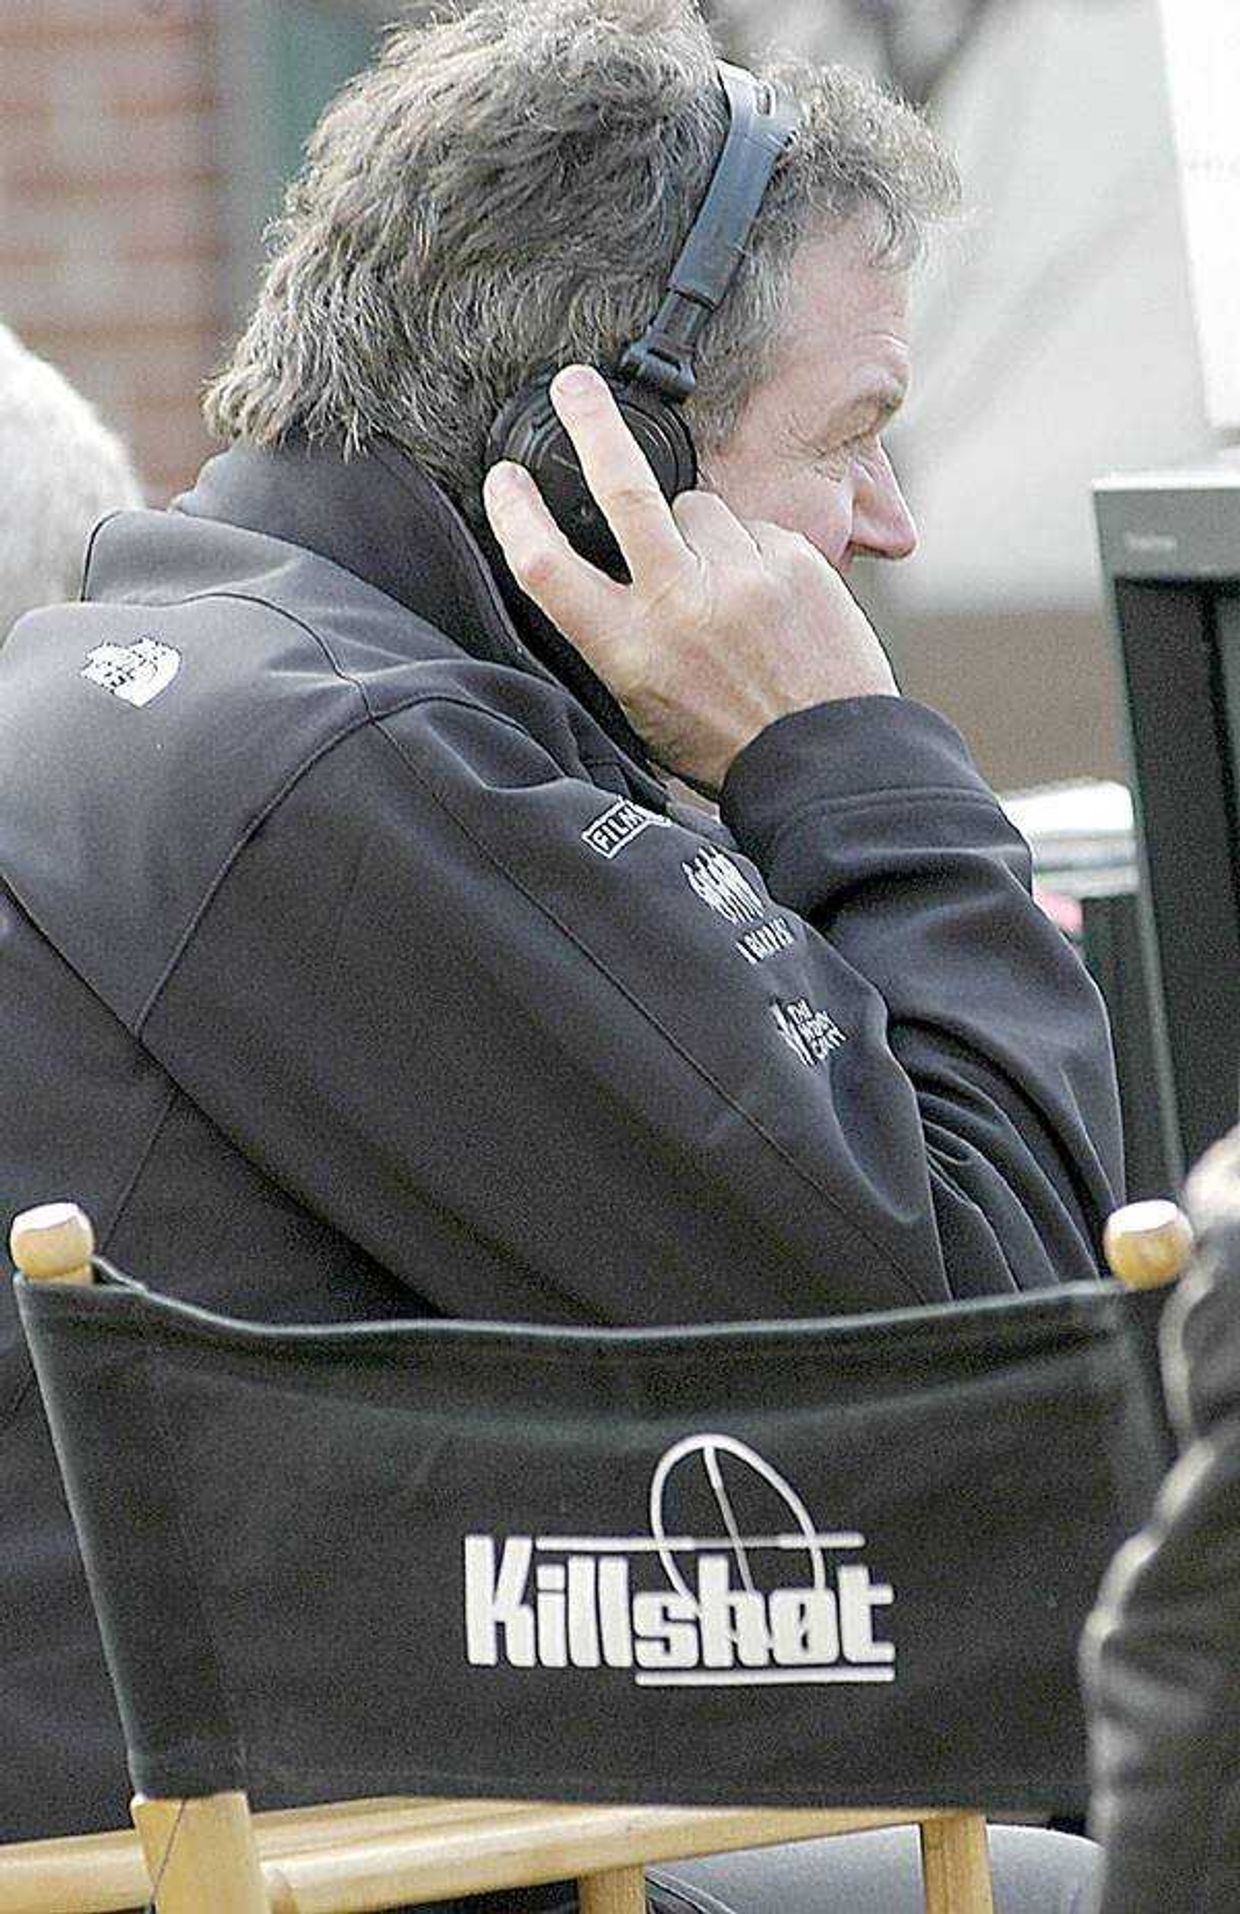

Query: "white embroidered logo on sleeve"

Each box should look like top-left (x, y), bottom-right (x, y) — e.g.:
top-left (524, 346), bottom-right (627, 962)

top-left (582, 799), bottom-right (673, 860)
top-left (771, 997), bottom-right (848, 1067)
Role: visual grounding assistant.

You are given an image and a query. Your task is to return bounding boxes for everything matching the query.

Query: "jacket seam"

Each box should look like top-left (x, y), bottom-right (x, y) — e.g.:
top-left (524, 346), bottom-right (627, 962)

top-left (131, 589), bottom-right (394, 1033)
top-left (745, 787), bottom-right (1006, 867)
top-left (765, 785), bottom-right (997, 811)
top-left (578, 750), bottom-right (631, 777)
top-left (96, 1080), bottom-right (183, 1253)
top-left (370, 697), bottom-right (924, 1305)
top-left (134, 717), bottom-right (374, 1034)
top-left (206, 590), bottom-right (383, 721)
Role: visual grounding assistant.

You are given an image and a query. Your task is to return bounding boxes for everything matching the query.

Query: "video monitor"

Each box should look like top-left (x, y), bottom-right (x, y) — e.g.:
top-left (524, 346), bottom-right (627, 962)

top-left (1095, 456), bottom-right (1240, 1182)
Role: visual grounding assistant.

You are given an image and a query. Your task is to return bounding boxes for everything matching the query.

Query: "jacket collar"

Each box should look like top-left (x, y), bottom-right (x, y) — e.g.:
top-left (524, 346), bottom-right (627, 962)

top-left (173, 437), bottom-right (652, 768)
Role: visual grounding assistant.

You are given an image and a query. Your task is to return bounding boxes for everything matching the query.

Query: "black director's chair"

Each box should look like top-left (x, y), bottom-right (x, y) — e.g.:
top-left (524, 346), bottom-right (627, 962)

top-left (2, 1201), bottom-right (1182, 1913)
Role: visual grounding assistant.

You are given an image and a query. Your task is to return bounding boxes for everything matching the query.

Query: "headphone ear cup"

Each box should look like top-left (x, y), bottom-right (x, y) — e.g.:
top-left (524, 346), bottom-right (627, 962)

top-left (486, 372), bottom-right (697, 581)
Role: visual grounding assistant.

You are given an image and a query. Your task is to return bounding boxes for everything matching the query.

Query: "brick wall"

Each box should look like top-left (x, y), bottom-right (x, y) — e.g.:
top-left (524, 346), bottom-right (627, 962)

top-left (0, 0), bottom-right (228, 504)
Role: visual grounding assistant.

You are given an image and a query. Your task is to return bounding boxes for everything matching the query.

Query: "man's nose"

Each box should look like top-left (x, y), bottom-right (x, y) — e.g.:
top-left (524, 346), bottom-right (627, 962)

top-left (852, 447), bottom-right (918, 562)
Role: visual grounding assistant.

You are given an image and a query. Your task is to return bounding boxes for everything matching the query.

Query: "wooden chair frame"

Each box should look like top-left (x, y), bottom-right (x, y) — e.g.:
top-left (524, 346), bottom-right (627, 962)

top-left (0, 1792), bottom-right (993, 1914)
top-left (28, 1191), bottom-right (1191, 1912)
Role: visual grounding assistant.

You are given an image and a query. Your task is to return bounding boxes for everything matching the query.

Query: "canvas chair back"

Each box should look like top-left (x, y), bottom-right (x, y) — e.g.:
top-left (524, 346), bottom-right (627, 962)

top-left (5, 1201), bottom-right (1184, 1910)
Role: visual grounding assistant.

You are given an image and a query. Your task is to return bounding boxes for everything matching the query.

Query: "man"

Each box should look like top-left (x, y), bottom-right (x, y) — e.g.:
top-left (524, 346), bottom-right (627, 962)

top-left (0, 0), bottom-right (1112, 1900)
top-left (0, 320), bottom-right (142, 644)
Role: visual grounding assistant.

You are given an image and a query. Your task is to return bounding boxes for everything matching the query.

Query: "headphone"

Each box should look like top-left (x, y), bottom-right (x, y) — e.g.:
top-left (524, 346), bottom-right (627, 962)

top-left (485, 62), bottom-right (800, 580)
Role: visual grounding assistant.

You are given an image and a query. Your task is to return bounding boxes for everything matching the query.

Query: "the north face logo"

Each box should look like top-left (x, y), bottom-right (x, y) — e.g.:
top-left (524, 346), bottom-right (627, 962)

top-left (81, 637), bottom-right (180, 708)
top-left (464, 1433), bottom-right (895, 1687)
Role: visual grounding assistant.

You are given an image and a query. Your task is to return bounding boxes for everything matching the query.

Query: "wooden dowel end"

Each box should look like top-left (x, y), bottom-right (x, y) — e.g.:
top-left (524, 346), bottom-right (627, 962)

top-left (1103, 1199), bottom-right (1194, 1289)
top-left (9, 1202), bottom-right (96, 1285)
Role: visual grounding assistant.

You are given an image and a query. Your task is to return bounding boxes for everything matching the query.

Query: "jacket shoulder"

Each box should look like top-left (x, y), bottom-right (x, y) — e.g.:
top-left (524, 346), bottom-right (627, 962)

top-left (0, 507), bottom-right (596, 1031)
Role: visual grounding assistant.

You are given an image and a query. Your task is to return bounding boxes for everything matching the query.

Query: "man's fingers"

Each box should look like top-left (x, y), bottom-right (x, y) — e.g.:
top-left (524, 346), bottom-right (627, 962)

top-left (548, 366), bottom-right (691, 585)
top-left (482, 458), bottom-right (623, 650)
top-left (672, 488), bottom-right (759, 565)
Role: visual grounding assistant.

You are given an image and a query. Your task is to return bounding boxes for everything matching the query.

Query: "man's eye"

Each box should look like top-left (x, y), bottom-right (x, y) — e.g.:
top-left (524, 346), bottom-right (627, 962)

top-left (813, 434), bottom-right (868, 472)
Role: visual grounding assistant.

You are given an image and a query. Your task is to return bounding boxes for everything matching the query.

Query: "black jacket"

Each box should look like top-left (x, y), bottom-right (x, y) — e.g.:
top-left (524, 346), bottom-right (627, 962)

top-left (1086, 1129), bottom-right (1240, 1912)
top-left (0, 437), bottom-right (1122, 1838)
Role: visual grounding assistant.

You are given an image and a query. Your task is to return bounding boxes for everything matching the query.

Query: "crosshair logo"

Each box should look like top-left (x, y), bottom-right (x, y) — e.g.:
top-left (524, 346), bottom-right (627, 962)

top-left (649, 1432), bottom-right (832, 1604)
top-left (464, 1432), bottom-right (895, 1686)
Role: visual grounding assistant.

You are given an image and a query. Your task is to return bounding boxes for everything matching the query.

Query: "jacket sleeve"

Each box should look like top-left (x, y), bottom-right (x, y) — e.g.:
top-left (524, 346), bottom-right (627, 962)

top-left (719, 697), bottom-right (1124, 1302)
top-left (144, 684), bottom-right (1123, 1324)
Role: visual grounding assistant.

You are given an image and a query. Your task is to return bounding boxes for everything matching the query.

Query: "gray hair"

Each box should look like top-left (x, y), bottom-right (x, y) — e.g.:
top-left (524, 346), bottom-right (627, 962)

top-left (204, 0), bottom-right (958, 511)
top-left (0, 323), bottom-right (143, 645)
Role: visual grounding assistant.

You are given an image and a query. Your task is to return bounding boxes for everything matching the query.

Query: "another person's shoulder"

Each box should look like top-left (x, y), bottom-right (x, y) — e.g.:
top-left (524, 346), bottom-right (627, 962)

top-left (0, 321), bottom-right (143, 642)
top-left (0, 323), bottom-right (137, 469)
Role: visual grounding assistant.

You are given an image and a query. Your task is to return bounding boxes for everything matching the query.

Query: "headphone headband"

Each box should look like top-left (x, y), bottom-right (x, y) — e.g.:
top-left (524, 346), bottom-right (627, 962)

top-left (617, 62), bottom-right (801, 401)
top-left (486, 61), bottom-right (800, 579)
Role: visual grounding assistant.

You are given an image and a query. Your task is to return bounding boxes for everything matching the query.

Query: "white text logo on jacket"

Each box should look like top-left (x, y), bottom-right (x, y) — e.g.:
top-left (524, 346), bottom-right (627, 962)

top-left (464, 1433), bottom-right (895, 1686)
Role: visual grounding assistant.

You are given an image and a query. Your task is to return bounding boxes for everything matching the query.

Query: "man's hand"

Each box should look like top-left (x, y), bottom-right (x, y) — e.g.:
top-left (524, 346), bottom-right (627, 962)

top-left (482, 363), bottom-right (898, 794)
